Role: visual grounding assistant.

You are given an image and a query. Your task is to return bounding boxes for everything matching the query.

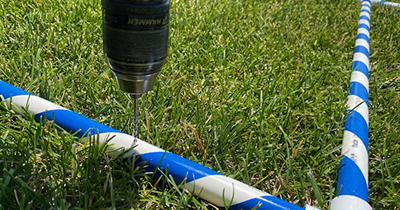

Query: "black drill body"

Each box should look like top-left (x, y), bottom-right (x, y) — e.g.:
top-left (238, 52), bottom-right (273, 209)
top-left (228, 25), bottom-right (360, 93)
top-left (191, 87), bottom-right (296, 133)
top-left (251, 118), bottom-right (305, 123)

top-left (102, 0), bottom-right (170, 96)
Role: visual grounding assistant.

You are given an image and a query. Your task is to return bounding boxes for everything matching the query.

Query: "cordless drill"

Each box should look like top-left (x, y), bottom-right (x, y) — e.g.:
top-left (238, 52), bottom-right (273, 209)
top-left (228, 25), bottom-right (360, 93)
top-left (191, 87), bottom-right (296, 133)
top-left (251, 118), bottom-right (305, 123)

top-left (102, 0), bottom-right (170, 137)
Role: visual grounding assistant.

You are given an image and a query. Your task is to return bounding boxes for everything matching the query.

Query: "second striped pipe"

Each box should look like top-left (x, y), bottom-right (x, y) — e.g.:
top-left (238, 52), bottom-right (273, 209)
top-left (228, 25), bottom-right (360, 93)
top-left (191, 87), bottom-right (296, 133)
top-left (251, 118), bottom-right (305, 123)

top-left (331, 0), bottom-right (372, 209)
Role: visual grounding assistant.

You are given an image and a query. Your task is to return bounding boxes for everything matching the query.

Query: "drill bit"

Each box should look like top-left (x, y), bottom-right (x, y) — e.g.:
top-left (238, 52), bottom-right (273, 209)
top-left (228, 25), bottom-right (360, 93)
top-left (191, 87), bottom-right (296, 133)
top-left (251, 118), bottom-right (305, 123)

top-left (132, 95), bottom-right (139, 139)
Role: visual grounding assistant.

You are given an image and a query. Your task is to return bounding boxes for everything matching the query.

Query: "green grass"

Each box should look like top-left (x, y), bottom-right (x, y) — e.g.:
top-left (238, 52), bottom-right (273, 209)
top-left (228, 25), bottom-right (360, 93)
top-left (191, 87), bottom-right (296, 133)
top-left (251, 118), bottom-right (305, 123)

top-left (0, 0), bottom-right (399, 209)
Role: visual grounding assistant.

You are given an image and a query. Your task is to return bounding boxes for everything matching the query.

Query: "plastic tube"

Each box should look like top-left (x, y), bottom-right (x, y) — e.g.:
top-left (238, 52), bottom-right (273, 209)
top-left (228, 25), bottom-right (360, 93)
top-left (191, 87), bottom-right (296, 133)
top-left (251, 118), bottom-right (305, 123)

top-left (331, 1), bottom-right (372, 209)
top-left (362, 0), bottom-right (400, 8)
top-left (0, 80), bottom-right (313, 210)
top-left (379, 0), bottom-right (400, 8)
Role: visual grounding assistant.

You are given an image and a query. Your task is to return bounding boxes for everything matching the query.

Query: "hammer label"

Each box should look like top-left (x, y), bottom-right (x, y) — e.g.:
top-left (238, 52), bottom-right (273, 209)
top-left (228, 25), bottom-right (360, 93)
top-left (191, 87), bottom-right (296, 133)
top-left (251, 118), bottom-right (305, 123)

top-left (128, 17), bottom-right (168, 26)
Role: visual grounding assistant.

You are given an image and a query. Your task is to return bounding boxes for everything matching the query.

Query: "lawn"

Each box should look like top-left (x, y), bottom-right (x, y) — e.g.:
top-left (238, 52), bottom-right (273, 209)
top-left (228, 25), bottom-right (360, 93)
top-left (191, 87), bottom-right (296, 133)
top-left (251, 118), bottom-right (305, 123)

top-left (0, 0), bottom-right (399, 209)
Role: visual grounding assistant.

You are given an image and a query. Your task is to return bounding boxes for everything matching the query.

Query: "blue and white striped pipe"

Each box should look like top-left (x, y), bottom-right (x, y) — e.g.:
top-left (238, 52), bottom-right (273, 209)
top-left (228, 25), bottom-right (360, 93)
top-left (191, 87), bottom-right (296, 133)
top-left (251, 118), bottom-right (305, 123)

top-left (331, 1), bottom-right (372, 209)
top-left (377, 0), bottom-right (400, 8)
top-left (0, 80), bottom-right (320, 210)
top-left (363, 0), bottom-right (400, 8)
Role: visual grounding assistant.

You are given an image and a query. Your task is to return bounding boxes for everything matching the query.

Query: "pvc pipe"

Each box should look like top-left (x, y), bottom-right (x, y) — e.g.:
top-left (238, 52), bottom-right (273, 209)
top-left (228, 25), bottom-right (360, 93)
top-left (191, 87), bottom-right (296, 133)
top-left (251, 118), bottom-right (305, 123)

top-left (331, 1), bottom-right (372, 210)
top-left (361, 0), bottom-right (400, 8)
top-left (0, 80), bottom-right (313, 210)
top-left (379, 0), bottom-right (400, 8)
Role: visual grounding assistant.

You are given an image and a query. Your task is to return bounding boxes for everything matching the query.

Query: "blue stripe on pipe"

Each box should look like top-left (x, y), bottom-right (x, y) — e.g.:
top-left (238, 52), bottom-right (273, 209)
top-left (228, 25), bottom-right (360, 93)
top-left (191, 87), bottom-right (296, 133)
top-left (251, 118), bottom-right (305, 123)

top-left (359, 23), bottom-right (370, 31)
top-left (359, 15), bottom-right (370, 23)
top-left (137, 152), bottom-right (220, 184)
top-left (349, 82), bottom-right (369, 106)
top-left (352, 61), bottom-right (369, 79)
top-left (344, 111), bottom-right (369, 152)
top-left (362, 3), bottom-right (371, 8)
top-left (0, 80), bottom-right (31, 99)
top-left (357, 33), bottom-right (370, 43)
top-left (230, 195), bottom-right (304, 210)
top-left (34, 110), bottom-right (122, 137)
top-left (336, 156), bottom-right (368, 202)
top-left (361, 9), bottom-right (370, 14)
top-left (354, 46), bottom-right (369, 57)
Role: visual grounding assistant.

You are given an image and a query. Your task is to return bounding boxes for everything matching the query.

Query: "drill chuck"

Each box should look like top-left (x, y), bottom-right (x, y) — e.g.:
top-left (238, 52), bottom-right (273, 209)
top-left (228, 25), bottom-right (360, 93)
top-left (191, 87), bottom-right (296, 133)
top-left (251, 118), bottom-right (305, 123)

top-left (102, 0), bottom-right (170, 96)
